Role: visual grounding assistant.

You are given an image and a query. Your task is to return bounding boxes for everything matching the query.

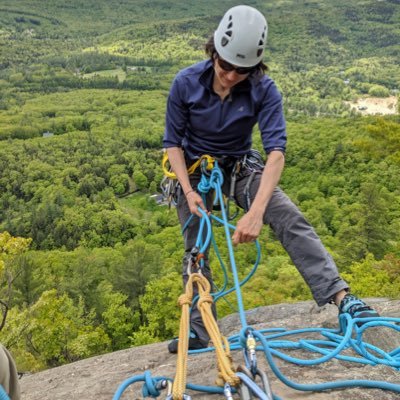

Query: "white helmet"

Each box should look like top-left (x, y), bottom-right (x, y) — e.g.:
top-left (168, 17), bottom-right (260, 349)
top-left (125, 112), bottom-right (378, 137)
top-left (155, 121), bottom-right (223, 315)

top-left (214, 5), bottom-right (268, 67)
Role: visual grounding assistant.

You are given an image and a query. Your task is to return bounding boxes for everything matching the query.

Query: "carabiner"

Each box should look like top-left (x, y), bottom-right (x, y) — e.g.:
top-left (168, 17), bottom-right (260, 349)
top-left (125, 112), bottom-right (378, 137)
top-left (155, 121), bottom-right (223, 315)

top-left (254, 368), bottom-right (273, 400)
top-left (246, 331), bottom-right (258, 374)
top-left (165, 380), bottom-right (173, 400)
top-left (200, 157), bottom-right (211, 176)
top-left (237, 365), bottom-right (273, 400)
top-left (238, 381), bottom-right (253, 400)
top-left (224, 382), bottom-right (234, 400)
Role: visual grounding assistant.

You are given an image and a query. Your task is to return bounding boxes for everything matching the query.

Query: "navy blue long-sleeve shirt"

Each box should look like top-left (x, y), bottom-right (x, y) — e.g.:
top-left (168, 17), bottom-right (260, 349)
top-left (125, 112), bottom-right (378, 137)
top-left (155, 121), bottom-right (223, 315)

top-left (163, 59), bottom-right (286, 161)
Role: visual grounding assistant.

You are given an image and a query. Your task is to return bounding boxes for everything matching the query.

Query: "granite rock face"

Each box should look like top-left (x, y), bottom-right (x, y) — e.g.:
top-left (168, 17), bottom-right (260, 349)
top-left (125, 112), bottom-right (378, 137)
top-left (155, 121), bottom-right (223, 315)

top-left (20, 298), bottom-right (400, 400)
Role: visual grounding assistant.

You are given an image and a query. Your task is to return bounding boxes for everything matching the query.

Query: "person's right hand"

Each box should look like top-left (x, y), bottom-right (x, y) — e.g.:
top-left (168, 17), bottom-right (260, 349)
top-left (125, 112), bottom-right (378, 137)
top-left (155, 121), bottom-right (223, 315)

top-left (186, 190), bottom-right (207, 217)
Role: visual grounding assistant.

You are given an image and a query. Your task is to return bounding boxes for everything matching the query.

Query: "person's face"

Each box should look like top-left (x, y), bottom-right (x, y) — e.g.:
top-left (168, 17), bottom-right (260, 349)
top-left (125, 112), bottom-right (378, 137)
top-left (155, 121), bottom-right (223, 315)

top-left (213, 54), bottom-right (255, 89)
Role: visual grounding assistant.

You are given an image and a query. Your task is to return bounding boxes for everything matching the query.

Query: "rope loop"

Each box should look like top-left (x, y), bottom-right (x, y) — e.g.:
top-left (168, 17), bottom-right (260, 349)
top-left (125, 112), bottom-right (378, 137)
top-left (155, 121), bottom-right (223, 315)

top-left (209, 165), bottom-right (224, 189)
top-left (239, 326), bottom-right (252, 348)
top-left (191, 273), bottom-right (211, 293)
top-left (198, 173), bottom-right (212, 194)
top-left (141, 371), bottom-right (162, 398)
top-left (197, 160), bottom-right (224, 194)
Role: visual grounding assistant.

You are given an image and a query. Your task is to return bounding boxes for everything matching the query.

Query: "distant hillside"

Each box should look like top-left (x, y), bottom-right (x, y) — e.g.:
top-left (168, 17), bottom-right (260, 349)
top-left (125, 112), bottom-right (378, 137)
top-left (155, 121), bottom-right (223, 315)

top-left (0, 0), bottom-right (399, 377)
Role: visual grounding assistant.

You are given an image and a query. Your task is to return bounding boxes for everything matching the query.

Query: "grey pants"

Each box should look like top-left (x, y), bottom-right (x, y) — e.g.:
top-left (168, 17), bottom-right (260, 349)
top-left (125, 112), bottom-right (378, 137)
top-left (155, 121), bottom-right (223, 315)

top-left (176, 165), bottom-right (348, 344)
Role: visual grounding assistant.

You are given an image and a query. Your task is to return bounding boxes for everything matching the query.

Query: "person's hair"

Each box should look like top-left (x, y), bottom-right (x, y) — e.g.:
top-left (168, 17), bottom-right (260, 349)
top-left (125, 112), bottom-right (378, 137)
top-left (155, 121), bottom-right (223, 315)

top-left (204, 36), bottom-right (268, 74)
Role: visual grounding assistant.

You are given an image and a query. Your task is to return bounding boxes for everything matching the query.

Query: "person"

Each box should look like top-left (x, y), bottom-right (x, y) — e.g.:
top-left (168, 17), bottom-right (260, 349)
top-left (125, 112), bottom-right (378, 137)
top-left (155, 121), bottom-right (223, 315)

top-left (0, 343), bottom-right (20, 400)
top-left (162, 5), bottom-right (379, 353)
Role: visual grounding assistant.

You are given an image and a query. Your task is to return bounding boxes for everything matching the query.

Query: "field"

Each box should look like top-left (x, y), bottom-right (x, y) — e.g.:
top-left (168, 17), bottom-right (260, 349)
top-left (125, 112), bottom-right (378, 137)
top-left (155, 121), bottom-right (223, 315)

top-left (347, 96), bottom-right (398, 115)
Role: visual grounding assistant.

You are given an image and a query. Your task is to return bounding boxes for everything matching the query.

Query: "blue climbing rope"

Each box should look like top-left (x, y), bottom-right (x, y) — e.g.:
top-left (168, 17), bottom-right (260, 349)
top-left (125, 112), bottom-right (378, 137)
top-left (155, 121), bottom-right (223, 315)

top-left (113, 161), bottom-right (400, 399)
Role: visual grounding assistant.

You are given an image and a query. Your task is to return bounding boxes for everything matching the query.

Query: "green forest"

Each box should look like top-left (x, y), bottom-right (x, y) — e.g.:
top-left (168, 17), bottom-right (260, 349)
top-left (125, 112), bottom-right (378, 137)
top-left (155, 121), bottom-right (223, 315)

top-left (0, 0), bottom-right (399, 372)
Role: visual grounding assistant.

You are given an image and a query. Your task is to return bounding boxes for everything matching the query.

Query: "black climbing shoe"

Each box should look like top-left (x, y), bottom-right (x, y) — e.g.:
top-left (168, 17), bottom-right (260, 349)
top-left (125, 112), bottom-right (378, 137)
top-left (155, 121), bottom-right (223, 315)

top-left (339, 294), bottom-right (380, 327)
top-left (168, 331), bottom-right (208, 354)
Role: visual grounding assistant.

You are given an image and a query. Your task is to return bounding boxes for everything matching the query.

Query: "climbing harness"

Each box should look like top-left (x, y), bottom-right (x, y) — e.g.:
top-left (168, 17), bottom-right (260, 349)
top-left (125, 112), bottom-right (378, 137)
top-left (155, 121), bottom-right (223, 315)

top-left (114, 159), bottom-right (400, 400)
top-left (161, 149), bottom-right (264, 217)
top-left (162, 152), bottom-right (216, 180)
top-left (236, 148), bottom-right (265, 212)
top-left (160, 152), bottom-right (215, 208)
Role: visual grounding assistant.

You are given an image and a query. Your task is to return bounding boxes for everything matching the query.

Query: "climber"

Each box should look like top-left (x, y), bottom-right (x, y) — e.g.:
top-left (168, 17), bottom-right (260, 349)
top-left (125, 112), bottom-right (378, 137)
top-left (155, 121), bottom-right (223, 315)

top-left (0, 343), bottom-right (20, 400)
top-left (162, 5), bottom-right (379, 353)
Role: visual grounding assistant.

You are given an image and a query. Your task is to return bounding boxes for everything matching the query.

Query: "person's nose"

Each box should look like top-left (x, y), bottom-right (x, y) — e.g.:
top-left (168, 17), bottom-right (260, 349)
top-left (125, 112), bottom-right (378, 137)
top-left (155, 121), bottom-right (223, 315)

top-left (225, 70), bottom-right (239, 81)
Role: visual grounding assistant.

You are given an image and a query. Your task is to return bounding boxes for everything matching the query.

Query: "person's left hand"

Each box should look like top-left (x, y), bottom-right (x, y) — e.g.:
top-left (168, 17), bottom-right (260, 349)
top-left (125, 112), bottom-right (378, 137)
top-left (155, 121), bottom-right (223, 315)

top-left (232, 212), bottom-right (263, 245)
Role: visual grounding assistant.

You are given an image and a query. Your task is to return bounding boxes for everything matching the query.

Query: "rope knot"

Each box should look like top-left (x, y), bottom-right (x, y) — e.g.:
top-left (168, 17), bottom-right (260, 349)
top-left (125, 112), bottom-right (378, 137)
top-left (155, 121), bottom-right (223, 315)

top-left (209, 166), bottom-right (224, 188)
top-left (141, 371), bottom-right (162, 398)
top-left (198, 294), bottom-right (214, 308)
top-left (178, 294), bottom-right (192, 307)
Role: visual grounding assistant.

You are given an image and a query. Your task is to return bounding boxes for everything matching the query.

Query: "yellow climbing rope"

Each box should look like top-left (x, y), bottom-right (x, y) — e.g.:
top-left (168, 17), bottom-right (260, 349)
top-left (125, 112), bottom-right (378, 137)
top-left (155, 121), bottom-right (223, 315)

top-left (162, 152), bottom-right (215, 179)
top-left (171, 272), bottom-right (240, 400)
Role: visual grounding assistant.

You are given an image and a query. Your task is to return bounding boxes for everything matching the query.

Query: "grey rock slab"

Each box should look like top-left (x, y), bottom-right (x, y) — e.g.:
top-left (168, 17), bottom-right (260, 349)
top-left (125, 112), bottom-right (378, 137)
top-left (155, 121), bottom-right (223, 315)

top-left (20, 299), bottom-right (400, 399)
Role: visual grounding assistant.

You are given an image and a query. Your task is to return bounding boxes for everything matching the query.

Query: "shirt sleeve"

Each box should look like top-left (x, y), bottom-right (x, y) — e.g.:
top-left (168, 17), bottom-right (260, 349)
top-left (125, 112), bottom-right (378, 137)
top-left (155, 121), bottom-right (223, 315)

top-left (163, 74), bottom-right (189, 149)
top-left (257, 80), bottom-right (287, 154)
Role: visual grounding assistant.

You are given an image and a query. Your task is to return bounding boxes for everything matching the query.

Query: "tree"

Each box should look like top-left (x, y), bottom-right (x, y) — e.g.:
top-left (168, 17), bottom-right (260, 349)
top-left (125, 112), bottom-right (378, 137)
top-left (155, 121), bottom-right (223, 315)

top-left (336, 181), bottom-right (396, 267)
top-left (0, 232), bottom-right (31, 331)
top-left (97, 281), bottom-right (136, 350)
top-left (7, 290), bottom-right (111, 369)
top-left (133, 170), bottom-right (149, 191)
top-left (131, 271), bottom-right (182, 345)
top-left (368, 84), bottom-right (390, 97)
top-left (342, 253), bottom-right (400, 299)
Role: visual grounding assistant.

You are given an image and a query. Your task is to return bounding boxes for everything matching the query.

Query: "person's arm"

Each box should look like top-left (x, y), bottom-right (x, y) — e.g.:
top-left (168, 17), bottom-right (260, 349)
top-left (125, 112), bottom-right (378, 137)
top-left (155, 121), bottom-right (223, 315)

top-left (163, 74), bottom-right (207, 217)
top-left (166, 147), bottom-right (207, 217)
top-left (231, 77), bottom-right (286, 245)
top-left (232, 150), bottom-right (284, 245)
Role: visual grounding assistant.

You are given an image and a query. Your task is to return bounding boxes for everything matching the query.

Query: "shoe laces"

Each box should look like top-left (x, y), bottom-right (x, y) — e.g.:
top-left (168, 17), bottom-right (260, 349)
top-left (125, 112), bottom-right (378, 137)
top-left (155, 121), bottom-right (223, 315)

top-left (340, 294), bottom-right (372, 315)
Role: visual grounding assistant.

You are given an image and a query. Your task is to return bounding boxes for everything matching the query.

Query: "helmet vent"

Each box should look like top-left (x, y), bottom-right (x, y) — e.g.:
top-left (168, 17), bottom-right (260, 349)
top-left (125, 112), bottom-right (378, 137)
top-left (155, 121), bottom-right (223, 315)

top-left (259, 40), bottom-right (263, 46)
top-left (221, 37), bottom-right (229, 47)
top-left (227, 22), bottom-right (233, 29)
top-left (257, 49), bottom-right (263, 57)
top-left (225, 30), bottom-right (232, 37)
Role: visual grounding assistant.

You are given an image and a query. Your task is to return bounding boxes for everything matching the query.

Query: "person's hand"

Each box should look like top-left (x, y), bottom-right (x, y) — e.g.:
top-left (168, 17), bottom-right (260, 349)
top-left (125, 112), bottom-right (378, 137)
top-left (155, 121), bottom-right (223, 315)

top-left (232, 212), bottom-right (263, 245)
top-left (186, 190), bottom-right (207, 217)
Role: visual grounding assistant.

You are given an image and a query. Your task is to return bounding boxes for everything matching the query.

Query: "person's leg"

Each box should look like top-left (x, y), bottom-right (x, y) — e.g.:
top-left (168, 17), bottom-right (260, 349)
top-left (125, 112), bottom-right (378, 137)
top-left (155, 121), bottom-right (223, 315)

top-left (173, 173), bottom-right (216, 348)
top-left (232, 170), bottom-right (348, 306)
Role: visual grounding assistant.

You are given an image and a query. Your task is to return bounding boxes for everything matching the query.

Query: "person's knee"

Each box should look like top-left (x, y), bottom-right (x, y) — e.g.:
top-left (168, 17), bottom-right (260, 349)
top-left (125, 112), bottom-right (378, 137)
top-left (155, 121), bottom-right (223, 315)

top-left (267, 192), bottom-right (309, 234)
